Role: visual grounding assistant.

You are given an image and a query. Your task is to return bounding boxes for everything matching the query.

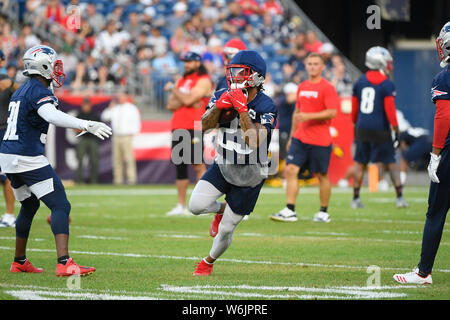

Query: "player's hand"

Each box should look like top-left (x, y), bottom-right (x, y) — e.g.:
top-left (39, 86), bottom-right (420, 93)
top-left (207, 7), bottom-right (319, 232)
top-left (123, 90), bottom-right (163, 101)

top-left (85, 121), bottom-right (113, 140)
top-left (427, 152), bottom-right (441, 183)
top-left (228, 89), bottom-right (248, 114)
top-left (393, 132), bottom-right (400, 149)
top-left (215, 91), bottom-right (234, 110)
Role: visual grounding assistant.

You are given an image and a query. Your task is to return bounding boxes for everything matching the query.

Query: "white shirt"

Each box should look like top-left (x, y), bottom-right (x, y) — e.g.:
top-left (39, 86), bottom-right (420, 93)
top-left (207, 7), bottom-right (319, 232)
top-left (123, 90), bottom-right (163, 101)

top-left (101, 102), bottom-right (141, 136)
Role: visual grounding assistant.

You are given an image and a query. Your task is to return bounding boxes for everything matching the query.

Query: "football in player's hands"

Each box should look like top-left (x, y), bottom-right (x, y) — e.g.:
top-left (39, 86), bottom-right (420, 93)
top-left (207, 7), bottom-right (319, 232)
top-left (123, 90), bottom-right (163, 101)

top-left (219, 108), bottom-right (238, 124)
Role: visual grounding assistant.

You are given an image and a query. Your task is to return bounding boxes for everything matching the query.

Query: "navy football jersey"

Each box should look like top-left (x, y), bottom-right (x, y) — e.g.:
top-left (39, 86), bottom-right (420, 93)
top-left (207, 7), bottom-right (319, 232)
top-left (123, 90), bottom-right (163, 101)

top-left (353, 74), bottom-right (395, 132)
top-left (431, 65), bottom-right (450, 147)
top-left (352, 73), bottom-right (396, 143)
top-left (206, 88), bottom-right (278, 165)
top-left (431, 65), bottom-right (450, 102)
top-left (0, 78), bottom-right (58, 156)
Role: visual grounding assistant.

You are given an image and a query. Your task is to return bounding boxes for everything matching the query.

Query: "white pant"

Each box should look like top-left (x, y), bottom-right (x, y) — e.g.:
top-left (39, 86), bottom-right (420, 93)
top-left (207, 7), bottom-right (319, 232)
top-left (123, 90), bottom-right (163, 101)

top-left (189, 180), bottom-right (244, 260)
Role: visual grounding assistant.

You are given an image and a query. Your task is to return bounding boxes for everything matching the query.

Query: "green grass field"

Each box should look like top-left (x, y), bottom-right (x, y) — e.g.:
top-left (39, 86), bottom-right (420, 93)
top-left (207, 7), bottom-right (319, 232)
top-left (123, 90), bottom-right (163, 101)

top-left (0, 184), bottom-right (448, 300)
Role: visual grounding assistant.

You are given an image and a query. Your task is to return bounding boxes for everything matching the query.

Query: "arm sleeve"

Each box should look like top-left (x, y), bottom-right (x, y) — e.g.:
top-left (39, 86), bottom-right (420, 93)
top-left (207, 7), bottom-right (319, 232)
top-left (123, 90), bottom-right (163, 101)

top-left (383, 96), bottom-right (398, 127)
top-left (37, 103), bottom-right (88, 130)
top-left (433, 99), bottom-right (450, 149)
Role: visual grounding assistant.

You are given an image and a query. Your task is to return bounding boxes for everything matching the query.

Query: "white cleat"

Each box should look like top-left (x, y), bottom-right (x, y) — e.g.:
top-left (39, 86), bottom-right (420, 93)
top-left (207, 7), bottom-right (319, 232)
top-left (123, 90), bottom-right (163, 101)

top-left (313, 211), bottom-right (331, 223)
top-left (270, 207), bottom-right (298, 222)
top-left (0, 214), bottom-right (16, 228)
top-left (351, 198), bottom-right (364, 209)
top-left (396, 196), bottom-right (409, 208)
top-left (165, 204), bottom-right (192, 216)
top-left (393, 268), bottom-right (432, 285)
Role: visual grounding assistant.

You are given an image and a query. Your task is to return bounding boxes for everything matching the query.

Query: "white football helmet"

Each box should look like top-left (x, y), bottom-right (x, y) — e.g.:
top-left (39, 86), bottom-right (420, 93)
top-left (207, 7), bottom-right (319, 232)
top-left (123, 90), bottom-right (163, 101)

top-left (22, 45), bottom-right (65, 87)
top-left (365, 46), bottom-right (393, 75)
top-left (436, 21), bottom-right (450, 68)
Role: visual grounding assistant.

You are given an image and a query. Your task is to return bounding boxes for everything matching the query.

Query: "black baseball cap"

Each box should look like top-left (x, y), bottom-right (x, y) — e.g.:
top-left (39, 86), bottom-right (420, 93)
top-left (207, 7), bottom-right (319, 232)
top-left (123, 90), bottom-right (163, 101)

top-left (181, 51), bottom-right (202, 62)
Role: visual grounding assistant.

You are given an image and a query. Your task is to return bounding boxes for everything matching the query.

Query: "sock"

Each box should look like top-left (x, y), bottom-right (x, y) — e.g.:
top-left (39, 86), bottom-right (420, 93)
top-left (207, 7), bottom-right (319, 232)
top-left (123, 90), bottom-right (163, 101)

top-left (353, 188), bottom-right (360, 200)
top-left (203, 258), bottom-right (213, 265)
top-left (14, 255), bottom-right (27, 265)
top-left (400, 171), bottom-right (407, 185)
top-left (395, 185), bottom-right (403, 198)
top-left (287, 204), bottom-right (295, 212)
top-left (57, 255), bottom-right (70, 265)
top-left (320, 206), bottom-right (328, 213)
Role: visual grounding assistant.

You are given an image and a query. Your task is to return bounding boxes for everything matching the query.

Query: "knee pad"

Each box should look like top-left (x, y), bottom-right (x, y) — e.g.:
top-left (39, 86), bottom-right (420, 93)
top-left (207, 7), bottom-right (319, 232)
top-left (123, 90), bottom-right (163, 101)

top-left (176, 163), bottom-right (188, 180)
top-left (15, 195), bottom-right (40, 238)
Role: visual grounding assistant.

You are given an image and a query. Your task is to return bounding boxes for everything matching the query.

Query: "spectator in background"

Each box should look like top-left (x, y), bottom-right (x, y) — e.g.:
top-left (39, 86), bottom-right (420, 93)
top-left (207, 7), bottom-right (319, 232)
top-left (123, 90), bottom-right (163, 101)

top-left (85, 3), bottom-right (105, 34)
top-left (92, 20), bottom-right (123, 59)
top-left (263, 0), bottom-right (284, 16)
top-left (319, 42), bottom-right (334, 69)
top-left (152, 47), bottom-right (177, 74)
top-left (45, 0), bottom-right (66, 26)
top-left (21, 24), bottom-right (40, 49)
top-left (304, 30), bottom-right (323, 53)
top-left (167, 2), bottom-right (190, 35)
top-left (148, 27), bottom-right (168, 54)
top-left (202, 36), bottom-right (224, 84)
top-left (170, 26), bottom-right (190, 56)
top-left (201, 0), bottom-right (220, 23)
top-left (222, 2), bottom-right (249, 35)
top-left (101, 91), bottom-right (141, 185)
top-left (75, 97), bottom-right (101, 184)
top-left (277, 82), bottom-right (297, 167)
top-left (327, 55), bottom-right (353, 97)
top-left (0, 50), bottom-right (6, 74)
top-left (125, 11), bottom-right (142, 40)
top-left (238, 0), bottom-right (263, 16)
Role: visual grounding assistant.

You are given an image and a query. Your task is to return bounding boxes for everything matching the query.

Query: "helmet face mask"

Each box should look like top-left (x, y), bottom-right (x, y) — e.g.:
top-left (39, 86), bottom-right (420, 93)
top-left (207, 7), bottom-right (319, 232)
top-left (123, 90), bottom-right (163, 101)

top-left (226, 64), bottom-right (264, 90)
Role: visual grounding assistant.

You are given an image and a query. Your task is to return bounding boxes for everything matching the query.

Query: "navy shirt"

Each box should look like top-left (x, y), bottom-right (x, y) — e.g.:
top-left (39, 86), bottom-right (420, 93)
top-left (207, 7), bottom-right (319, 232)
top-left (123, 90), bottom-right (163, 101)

top-left (0, 78), bottom-right (57, 156)
top-left (431, 65), bottom-right (450, 147)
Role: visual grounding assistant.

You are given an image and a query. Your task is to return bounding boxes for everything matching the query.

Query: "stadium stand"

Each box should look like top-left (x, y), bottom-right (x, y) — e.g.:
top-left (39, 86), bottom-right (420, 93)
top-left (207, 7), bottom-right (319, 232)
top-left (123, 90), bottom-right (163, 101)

top-left (1, 0), bottom-right (360, 116)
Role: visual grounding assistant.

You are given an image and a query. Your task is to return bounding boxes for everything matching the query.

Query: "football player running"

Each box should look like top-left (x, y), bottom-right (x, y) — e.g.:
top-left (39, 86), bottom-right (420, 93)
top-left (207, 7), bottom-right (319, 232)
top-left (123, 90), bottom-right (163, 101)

top-left (189, 50), bottom-right (277, 275)
top-left (394, 21), bottom-right (450, 284)
top-left (350, 46), bottom-right (408, 209)
top-left (0, 45), bottom-right (112, 276)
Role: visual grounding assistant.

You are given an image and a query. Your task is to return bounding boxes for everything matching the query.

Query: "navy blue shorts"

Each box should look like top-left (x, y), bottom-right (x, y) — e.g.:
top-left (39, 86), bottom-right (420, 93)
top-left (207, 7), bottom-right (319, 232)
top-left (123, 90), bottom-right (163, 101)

top-left (6, 165), bottom-right (67, 201)
top-left (201, 163), bottom-right (265, 216)
top-left (286, 138), bottom-right (332, 174)
top-left (354, 141), bottom-right (395, 164)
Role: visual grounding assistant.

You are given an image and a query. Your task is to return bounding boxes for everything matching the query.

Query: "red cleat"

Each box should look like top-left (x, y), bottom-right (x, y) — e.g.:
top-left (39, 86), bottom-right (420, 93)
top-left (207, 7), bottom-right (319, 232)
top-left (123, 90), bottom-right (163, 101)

top-left (209, 213), bottom-right (223, 237)
top-left (193, 259), bottom-right (214, 276)
top-left (10, 259), bottom-right (44, 273)
top-left (56, 258), bottom-right (96, 277)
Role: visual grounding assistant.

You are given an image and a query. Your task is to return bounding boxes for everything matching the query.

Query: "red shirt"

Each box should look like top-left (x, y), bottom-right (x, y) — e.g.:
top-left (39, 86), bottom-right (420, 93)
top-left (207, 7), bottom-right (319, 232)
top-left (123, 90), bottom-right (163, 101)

top-left (171, 73), bottom-right (211, 130)
top-left (293, 78), bottom-right (339, 146)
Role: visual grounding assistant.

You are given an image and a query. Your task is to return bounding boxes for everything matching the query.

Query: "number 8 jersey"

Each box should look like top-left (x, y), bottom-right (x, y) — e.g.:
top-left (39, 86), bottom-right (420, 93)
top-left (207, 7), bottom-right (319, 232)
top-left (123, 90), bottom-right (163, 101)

top-left (0, 78), bottom-right (57, 171)
top-left (352, 70), bottom-right (398, 143)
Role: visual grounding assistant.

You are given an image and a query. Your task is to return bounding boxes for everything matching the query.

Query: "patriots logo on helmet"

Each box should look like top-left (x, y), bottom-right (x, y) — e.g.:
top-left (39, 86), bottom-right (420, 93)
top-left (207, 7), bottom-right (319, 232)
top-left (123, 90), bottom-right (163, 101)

top-left (31, 46), bottom-right (55, 56)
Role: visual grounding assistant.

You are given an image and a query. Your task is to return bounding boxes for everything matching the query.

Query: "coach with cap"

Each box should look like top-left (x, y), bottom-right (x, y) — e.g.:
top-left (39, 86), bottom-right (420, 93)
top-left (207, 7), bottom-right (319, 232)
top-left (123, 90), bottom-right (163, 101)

top-left (164, 51), bottom-right (214, 216)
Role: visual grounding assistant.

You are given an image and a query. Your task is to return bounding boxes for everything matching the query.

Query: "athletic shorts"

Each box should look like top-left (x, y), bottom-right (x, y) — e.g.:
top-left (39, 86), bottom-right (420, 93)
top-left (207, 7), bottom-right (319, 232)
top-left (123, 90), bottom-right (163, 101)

top-left (286, 138), bottom-right (332, 174)
top-left (354, 141), bottom-right (395, 164)
top-left (6, 165), bottom-right (66, 201)
top-left (201, 163), bottom-right (265, 215)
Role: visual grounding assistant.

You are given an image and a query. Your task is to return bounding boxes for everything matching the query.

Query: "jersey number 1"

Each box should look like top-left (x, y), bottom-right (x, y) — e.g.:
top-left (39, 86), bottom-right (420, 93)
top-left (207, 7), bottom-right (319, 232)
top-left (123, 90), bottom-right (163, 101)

top-left (3, 101), bottom-right (21, 141)
top-left (360, 87), bottom-right (375, 114)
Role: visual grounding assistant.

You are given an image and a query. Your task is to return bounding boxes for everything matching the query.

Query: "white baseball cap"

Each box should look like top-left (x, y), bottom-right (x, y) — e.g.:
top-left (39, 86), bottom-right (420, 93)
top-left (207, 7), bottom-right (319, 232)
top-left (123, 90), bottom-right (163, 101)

top-left (283, 82), bottom-right (298, 95)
